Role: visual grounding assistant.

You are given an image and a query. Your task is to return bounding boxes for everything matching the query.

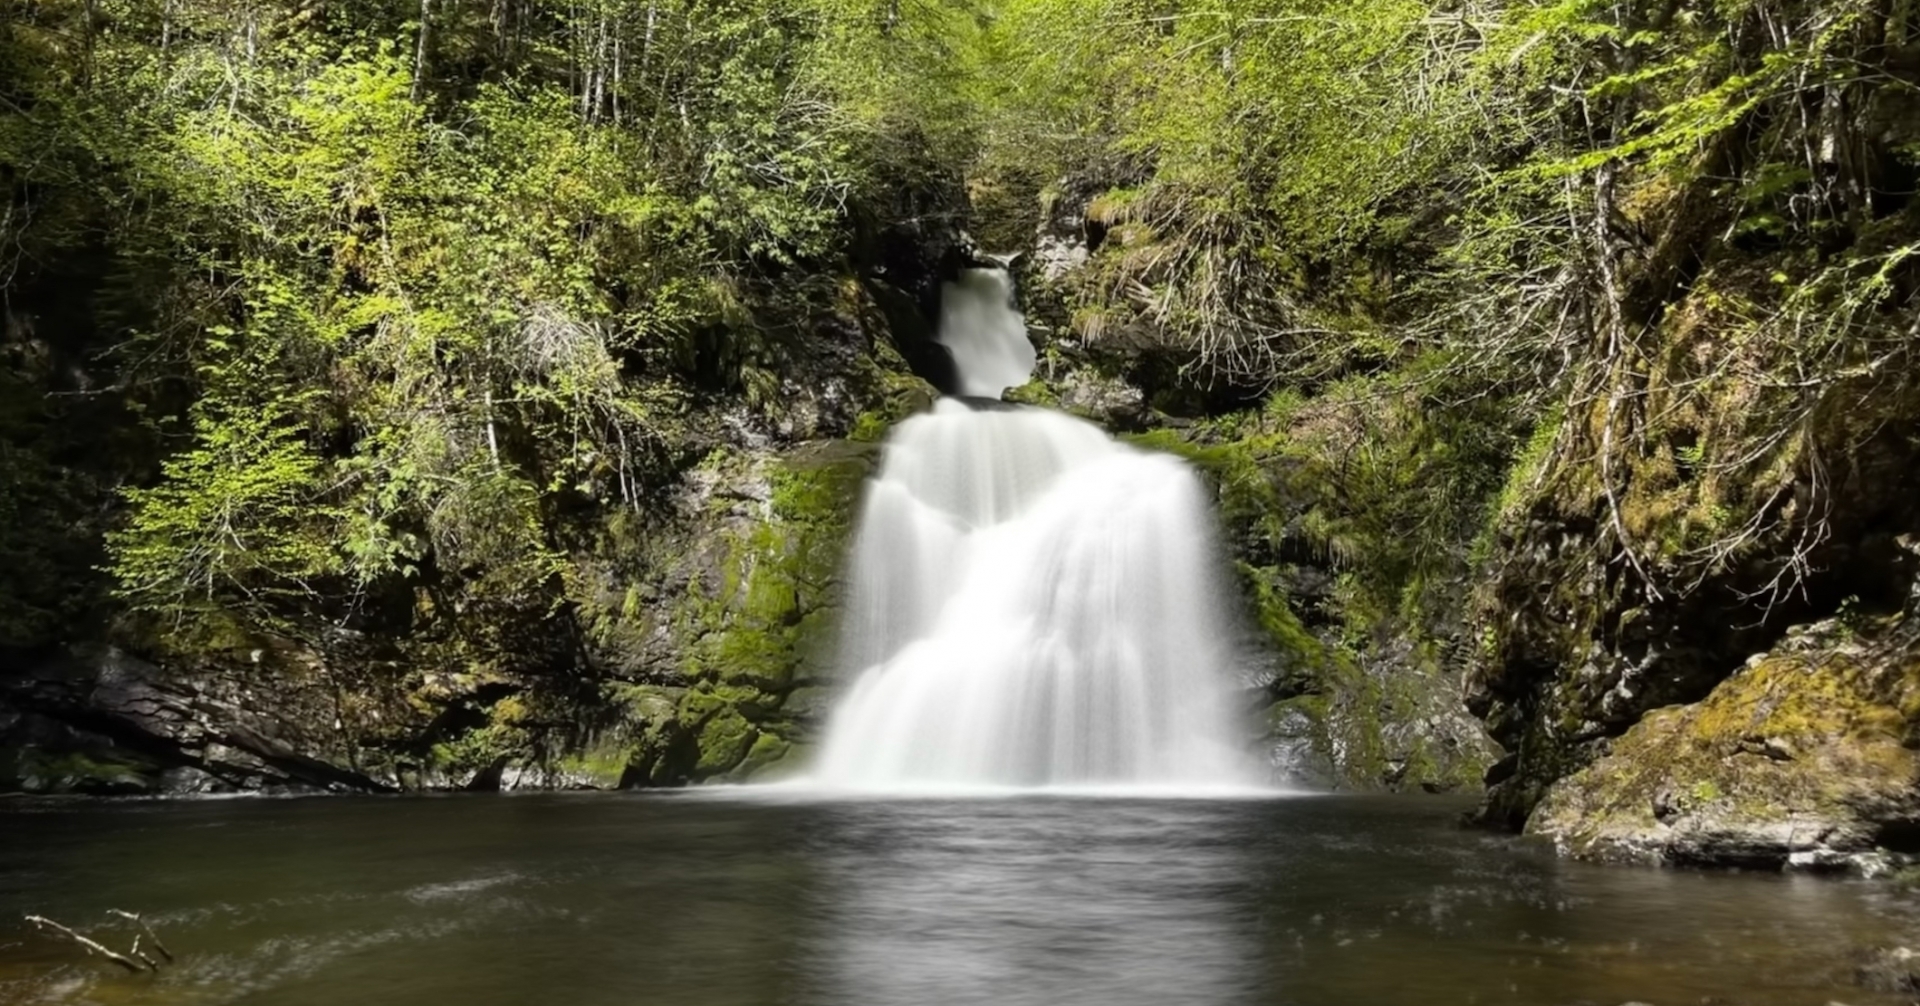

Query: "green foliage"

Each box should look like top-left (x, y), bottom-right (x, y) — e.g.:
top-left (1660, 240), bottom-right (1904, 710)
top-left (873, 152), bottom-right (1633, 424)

top-left (429, 694), bottom-right (534, 778)
top-left (968, 1), bottom-right (1563, 380)
top-left (110, 393), bottom-right (344, 627)
top-left (2, 0), bottom-right (969, 647)
top-left (7, 0), bottom-right (1920, 797)
top-left (1139, 369), bottom-right (1525, 640)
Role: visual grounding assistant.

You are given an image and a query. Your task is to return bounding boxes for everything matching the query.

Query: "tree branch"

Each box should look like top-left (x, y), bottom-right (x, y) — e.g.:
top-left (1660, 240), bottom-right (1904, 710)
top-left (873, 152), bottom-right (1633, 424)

top-left (25, 916), bottom-right (149, 974)
top-left (108, 910), bottom-right (174, 963)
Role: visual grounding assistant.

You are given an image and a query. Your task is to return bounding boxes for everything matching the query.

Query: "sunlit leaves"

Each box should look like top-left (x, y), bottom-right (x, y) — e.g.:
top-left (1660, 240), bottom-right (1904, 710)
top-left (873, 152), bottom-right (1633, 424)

top-left (109, 393), bottom-right (345, 621)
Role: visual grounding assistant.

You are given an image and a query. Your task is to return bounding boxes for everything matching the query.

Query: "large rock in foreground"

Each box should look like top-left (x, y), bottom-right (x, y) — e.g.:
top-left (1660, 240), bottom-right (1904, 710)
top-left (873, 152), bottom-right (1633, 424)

top-left (1527, 618), bottom-right (1920, 871)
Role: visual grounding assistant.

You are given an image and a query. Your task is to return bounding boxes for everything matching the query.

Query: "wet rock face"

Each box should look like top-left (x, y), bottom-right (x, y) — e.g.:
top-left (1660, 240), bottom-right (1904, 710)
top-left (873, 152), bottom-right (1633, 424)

top-left (0, 645), bottom-right (393, 795)
top-left (577, 438), bottom-right (881, 787)
top-left (1524, 615), bottom-right (1920, 872)
top-left (1858, 946), bottom-right (1920, 995)
top-left (851, 183), bottom-right (1013, 398)
top-left (0, 435), bottom-right (886, 796)
top-left (1468, 428), bottom-right (1920, 834)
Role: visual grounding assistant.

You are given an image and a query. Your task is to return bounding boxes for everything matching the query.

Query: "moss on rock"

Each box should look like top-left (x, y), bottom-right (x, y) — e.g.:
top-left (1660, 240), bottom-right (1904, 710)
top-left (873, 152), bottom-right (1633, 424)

top-left (694, 708), bottom-right (758, 778)
top-left (1528, 618), bottom-right (1920, 868)
top-left (733, 732), bottom-right (799, 781)
top-left (606, 441), bottom-right (878, 781)
top-left (9, 748), bottom-right (158, 795)
top-left (1131, 413), bottom-right (1496, 792)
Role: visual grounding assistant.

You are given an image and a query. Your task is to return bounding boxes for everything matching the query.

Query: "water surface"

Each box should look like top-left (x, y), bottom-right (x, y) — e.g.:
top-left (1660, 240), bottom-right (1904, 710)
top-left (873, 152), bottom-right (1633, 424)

top-left (0, 793), bottom-right (1910, 1005)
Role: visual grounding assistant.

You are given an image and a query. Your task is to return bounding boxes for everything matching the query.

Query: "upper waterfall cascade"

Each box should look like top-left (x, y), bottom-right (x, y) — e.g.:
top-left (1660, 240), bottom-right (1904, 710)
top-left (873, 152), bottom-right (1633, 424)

top-left (811, 267), bottom-right (1252, 791)
top-left (933, 268), bottom-right (1038, 398)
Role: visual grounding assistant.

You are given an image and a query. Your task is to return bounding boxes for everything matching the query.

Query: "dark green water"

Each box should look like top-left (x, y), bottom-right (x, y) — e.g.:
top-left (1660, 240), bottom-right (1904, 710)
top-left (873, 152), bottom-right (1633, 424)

top-left (0, 792), bottom-right (1911, 1006)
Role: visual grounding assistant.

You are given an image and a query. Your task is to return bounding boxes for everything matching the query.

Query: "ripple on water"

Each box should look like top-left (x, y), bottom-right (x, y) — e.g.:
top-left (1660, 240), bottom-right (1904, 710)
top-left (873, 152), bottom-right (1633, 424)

top-left (0, 793), bottom-right (1913, 1006)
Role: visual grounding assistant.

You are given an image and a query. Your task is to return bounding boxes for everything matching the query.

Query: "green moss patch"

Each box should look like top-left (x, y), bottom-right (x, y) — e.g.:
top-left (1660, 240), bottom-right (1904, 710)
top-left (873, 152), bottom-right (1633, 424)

top-left (1530, 625), bottom-right (1920, 862)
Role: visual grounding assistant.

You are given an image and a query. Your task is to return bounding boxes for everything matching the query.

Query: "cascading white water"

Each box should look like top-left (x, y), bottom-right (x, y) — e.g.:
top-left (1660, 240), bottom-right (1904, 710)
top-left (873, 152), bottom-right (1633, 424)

top-left (811, 267), bottom-right (1252, 792)
top-left (932, 269), bottom-right (1038, 398)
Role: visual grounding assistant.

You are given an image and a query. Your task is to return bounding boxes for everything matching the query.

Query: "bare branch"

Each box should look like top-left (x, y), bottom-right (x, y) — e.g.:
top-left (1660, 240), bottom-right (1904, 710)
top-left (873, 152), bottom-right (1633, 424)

top-left (24, 916), bottom-right (148, 974)
top-left (108, 909), bottom-right (174, 963)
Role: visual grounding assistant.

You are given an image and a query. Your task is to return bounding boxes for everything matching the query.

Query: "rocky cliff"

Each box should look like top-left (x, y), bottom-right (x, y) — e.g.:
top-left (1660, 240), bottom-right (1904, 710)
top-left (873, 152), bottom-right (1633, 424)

top-left (0, 262), bottom-right (931, 794)
top-left (0, 210), bottom-right (1500, 797)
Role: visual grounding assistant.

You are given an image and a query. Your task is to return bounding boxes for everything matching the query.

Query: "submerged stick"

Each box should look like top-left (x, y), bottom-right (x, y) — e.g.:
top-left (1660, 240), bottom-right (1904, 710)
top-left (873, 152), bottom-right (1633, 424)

top-left (130, 933), bottom-right (162, 971)
top-left (24, 916), bottom-right (146, 973)
top-left (108, 910), bottom-right (173, 963)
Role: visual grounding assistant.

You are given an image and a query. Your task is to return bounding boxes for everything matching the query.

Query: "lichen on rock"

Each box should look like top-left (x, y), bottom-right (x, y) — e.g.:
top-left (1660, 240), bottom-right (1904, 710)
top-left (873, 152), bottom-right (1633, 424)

top-left (1528, 616), bottom-right (1920, 871)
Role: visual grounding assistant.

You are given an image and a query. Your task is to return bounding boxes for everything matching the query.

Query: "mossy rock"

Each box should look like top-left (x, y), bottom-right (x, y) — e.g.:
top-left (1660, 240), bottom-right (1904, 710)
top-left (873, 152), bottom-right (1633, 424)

top-left (732, 732), bottom-right (800, 781)
top-left (782, 685), bottom-right (835, 723)
top-left (674, 444), bottom-right (871, 691)
top-left (8, 748), bottom-right (159, 795)
top-left (610, 683), bottom-right (684, 723)
top-left (426, 692), bottom-right (537, 785)
top-left (552, 736), bottom-right (649, 790)
top-left (1528, 620), bottom-right (1920, 868)
top-left (570, 438), bottom-right (875, 785)
top-left (694, 708), bottom-right (758, 778)
top-left (1264, 695), bottom-right (1339, 787)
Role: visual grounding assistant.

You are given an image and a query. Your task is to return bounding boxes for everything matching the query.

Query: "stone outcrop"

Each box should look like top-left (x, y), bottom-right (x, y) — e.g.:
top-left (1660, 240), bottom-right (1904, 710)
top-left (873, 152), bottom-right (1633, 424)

top-left (1464, 387), bottom-right (1920, 856)
top-left (0, 429), bottom-right (885, 795)
top-left (1526, 614), bottom-right (1920, 871)
top-left (1, 644), bottom-right (392, 794)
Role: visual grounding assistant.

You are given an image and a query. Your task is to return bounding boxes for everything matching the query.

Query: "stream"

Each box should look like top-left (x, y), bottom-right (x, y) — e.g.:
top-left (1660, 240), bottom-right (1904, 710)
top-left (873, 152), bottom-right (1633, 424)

top-left (0, 792), bottom-right (1912, 1005)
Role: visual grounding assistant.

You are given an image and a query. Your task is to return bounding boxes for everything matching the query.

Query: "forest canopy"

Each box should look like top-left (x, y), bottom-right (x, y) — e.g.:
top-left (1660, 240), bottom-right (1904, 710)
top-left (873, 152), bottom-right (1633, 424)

top-left (5, 0), bottom-right (1918, 657)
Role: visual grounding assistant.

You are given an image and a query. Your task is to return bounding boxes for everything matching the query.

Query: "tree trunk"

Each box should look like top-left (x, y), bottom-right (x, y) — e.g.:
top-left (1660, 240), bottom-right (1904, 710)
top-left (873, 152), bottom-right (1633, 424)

top-left (412, 0), bottom-right (433, 100)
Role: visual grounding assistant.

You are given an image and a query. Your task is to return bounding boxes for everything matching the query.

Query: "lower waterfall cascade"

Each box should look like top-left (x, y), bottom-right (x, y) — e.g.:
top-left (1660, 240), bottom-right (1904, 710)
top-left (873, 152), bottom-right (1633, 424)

top-left (810, 266), bottom-right (1255, 792)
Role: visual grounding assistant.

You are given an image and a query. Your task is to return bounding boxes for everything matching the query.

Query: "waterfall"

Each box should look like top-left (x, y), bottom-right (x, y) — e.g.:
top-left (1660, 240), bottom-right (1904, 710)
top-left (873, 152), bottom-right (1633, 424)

top-left (810, 267), bottom-right (1253, 792)
top-left (929, 268), bottom-right (1037, 399)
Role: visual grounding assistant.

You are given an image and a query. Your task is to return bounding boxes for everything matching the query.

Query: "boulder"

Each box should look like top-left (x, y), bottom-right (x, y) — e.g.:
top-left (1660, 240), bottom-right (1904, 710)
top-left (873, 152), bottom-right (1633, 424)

top-left (1525, 618), bottom-right (1920, 871)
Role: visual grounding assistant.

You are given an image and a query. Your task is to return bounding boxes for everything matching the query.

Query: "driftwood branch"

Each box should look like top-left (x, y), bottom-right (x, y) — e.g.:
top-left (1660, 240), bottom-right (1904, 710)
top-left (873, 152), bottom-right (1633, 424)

top-left (108, 909), bottom-right (174, 963)
top-left (24, 910), bottom-right (173, 973)
top-left (24, 916), bottom-right (149, 973)
top-left (129, 933), bottom-right (159, 970)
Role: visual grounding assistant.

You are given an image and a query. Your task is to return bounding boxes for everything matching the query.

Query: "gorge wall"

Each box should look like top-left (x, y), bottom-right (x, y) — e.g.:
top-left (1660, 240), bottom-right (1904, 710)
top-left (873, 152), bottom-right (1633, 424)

top-left (0, 222), bottom-right (1494, 797)
top-left (8, 0), bottom-right (1920, 877)
top-left (0, 166), bottom-right (1511, 798)
top-left (1, 275), bottom-right (923, 794)
top-left (8, 158), bottom-right (1920, 883)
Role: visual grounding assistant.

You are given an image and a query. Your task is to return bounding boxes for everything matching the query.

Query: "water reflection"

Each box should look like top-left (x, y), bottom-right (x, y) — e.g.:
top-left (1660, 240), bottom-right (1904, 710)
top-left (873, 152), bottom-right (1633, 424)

top-left (0, 793), bottom-right (1913, 1006)
top-left (801, 799), bottom-right (1261, 1006)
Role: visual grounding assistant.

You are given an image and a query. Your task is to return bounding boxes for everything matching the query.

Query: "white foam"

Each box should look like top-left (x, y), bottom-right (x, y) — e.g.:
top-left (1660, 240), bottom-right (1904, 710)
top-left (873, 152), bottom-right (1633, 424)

top-left (808, 271), bottom-right (1258, 793)
top-left (935, 268), bottom-right (1038, 398)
